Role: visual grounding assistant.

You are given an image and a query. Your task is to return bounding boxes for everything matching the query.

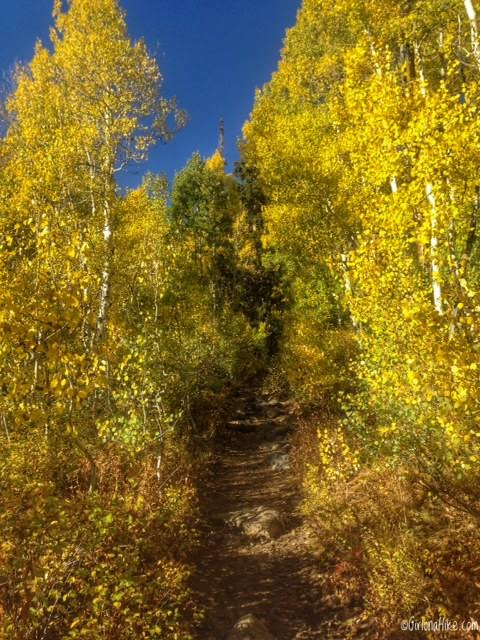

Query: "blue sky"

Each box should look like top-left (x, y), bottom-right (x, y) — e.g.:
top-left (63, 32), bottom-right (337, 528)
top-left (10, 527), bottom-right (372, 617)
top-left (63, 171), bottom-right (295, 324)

top-left (0, 0), bottom-right (300, 187)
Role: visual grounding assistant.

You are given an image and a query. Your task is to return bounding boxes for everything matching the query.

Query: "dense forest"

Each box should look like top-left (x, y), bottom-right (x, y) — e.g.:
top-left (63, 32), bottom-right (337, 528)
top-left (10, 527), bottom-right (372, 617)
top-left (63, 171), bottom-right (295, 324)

top-left (1, 0), bottom-right (480, 638)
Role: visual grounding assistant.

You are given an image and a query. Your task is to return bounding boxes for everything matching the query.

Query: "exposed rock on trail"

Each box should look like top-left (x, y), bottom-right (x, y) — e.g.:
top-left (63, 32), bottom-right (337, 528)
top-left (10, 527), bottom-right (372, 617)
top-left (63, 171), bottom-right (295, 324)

top-left (268, 452), bottom-right (291, 472)
top-left (229, 506), bottom-right (285, 540)
top-left (191, 386), bottom-right (325, 639)
top-left (227, 613), bottom-right (276, 640)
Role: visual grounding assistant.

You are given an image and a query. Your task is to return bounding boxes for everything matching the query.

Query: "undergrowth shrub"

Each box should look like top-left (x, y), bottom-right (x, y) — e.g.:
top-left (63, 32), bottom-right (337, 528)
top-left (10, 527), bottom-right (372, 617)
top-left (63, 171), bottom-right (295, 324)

top-left (298, 417), bottom-right (480, 638)
top-left (0, 433), bottom-right (198, 640)
top-left (279, 325), bottom-right (357, 406)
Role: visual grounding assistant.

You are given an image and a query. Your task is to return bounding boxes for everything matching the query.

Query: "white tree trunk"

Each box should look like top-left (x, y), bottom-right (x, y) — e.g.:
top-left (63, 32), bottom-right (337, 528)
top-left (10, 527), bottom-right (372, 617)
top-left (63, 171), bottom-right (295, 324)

top-left (97, 201), bottom-right (113, 337)
top-left (426, 183), bottom-right (444, 315)
top-left (95, 111), bottom-right (115, 339)
top-left (341, 253), bottom-right (353, 296)
top-left (370, 42), bottom-right (382, 77)
top-left (415, 43), bottom-right (427, 98)
top-left (465, 0), bottom-right (480, 68)
top-left (341, 252), bottom-right (359, 329)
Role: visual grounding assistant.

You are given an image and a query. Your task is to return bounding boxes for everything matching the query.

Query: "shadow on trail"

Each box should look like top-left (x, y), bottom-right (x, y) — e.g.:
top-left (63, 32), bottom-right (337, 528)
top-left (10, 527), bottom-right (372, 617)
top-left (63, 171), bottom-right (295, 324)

top-left (191, 385), bottom-right (326, 640)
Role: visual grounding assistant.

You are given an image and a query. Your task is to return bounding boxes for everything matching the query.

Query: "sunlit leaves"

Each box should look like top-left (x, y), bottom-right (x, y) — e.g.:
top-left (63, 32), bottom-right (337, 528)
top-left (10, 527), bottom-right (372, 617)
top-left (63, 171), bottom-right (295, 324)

top-left (244, 0), bottom-right (480, 629)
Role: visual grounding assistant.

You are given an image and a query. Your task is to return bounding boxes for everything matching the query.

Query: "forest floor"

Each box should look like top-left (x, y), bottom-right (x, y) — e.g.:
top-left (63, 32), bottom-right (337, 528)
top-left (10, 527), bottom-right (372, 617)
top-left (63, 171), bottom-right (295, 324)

top-left (191, 383), bottom-right (329, 640)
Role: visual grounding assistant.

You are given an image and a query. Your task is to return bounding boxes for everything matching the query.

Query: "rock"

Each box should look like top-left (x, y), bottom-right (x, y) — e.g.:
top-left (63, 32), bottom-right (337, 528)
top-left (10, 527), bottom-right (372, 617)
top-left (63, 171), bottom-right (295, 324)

top-left (270, 424), bottom-right (291, 440)
top-left (226, 419), bottom-right (257, 433)
top-left (243, 508), bottom-right (285, 540)
top-left (265, 405), bottom-right (282, 419)
top-left (228, 507), bottom-right (285, 540)
top-left (228, 510), bottom-right (248, 529)
top-left (268, 453), bottom-right (290, 471)
top-left (269, 442), bottom-right (290, 453)
top-left (227, 614), bottom-right (275, 640)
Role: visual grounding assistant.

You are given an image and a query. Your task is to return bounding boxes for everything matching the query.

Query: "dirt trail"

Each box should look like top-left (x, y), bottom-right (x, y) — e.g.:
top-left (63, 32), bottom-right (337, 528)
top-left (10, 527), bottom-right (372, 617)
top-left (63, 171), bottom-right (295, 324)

top-left (191, 385), bottom-right (326, 640)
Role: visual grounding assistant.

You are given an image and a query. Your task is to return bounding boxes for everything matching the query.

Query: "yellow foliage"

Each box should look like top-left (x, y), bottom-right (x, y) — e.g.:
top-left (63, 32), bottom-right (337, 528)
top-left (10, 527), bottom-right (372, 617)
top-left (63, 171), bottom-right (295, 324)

top-left (244, 0), bottom-right (480, 632)
top-left (205, 149), bottom-right (226, 174)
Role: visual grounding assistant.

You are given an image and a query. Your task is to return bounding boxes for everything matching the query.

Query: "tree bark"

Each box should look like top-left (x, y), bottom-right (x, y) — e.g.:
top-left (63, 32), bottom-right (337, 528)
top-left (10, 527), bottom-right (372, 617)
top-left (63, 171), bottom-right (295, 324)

top-left (341, 252), bottom-right (359, 329)
top-left (465, 0), bottom-right (480, 69)
top-left (426, 183), bottom-right (444, 315)
top-left (95, 111), bottom-right (115, 340)
top-left (96, 198), bottom-right (113, 338)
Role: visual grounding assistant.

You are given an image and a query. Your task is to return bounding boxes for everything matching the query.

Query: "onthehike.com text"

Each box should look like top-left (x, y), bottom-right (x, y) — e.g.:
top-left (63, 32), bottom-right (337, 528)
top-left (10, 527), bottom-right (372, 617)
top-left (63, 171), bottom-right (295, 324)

top-left (401, 618), bottom-right (479, 633)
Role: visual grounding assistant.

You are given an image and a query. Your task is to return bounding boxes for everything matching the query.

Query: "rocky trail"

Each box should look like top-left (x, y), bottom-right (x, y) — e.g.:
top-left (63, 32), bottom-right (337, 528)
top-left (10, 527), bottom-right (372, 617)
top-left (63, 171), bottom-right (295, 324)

top-left (191, 385), bottom-right (327, 640)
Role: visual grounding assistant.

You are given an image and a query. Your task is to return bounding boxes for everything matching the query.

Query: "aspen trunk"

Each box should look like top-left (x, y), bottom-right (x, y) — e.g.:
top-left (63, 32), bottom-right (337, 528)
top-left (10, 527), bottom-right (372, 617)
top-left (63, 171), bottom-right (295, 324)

top-left (465, 0), bottom-right (480, 68)
top-left (414, 48), bottom-right (443, 314)
top-left (96, 112), bottom-right (115, 340)
top-left (414, 43), bottom-right (427, 97)
top-left (370, 42), bottom-right (382, 77)
top-left (426, 183), bottom-right (444, 315)
top-left (341, 252), bottom-right (358, 329)
top-left (97, 199), bottom-right (113, 338)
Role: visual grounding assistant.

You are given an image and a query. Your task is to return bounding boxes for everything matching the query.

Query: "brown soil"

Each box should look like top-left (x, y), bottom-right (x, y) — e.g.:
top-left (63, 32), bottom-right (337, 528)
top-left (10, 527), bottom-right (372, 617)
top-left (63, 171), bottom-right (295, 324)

top-left (191, 385), bottom-right (327, 640)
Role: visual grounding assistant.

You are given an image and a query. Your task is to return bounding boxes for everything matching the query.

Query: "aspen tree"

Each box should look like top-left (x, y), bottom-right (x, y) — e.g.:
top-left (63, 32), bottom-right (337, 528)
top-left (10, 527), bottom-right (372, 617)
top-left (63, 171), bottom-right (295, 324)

top-left (464, 0), bottom-right (480, 68)
top-left (244, 5), bottom-right (480, 626)
top-left (49, 0), bottom-right (182, 338)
